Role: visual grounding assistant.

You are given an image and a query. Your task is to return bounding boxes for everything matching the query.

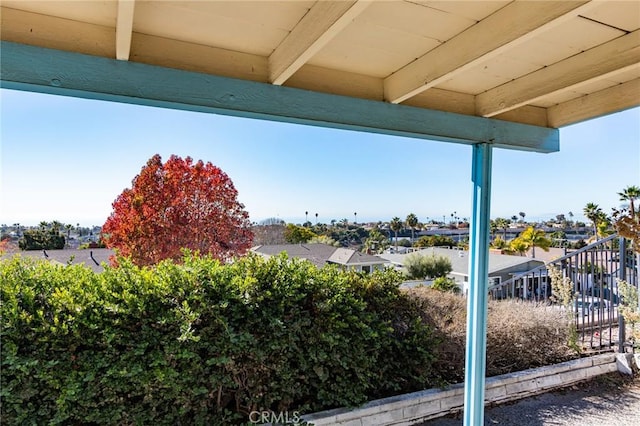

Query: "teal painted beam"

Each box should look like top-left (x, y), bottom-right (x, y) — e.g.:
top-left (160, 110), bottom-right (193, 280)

top-left (0, 41), bottom-right (559, 153)
top-left (464, 144), bottom-right (493, 426)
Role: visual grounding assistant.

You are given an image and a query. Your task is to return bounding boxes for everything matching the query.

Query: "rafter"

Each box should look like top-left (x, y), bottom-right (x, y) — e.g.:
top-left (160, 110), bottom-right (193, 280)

top-left (116, 0), bottom-right (135, 60)
top-left (548, 78), bottom-right (640, 128)
top-left (476, 30), bottom-right (640, 117)
top-left (269, 0), bottom-right (370, 85)
top-left (384, 0), bottom-right (592, 104)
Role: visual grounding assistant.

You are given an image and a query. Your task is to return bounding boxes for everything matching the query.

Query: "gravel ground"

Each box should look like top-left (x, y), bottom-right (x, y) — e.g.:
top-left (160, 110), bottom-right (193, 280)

top-left (421, 373), bottom-right (640, 426)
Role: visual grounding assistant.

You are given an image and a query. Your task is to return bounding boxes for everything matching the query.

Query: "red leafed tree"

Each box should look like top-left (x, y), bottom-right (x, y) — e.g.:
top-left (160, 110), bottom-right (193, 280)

top-left (102, 154), bottom-right (253, 265)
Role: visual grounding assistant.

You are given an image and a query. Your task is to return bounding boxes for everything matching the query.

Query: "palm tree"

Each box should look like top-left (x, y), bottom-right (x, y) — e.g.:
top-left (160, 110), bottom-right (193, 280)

top-left (584, 203), bottom-right (603, 240)
top-left (390, 217), bottom-right (403, 252)
top-left (516, 226), bottom-right (551, 258)
top-left (519, 211), bottom-right (526, 223)
top-left (490, 219), bottom-right (498, 241)
top-left (406, 213), bottom-right (418, 243)
top-left (64, 224), bottom-right (73, 247)
top-left (51, 220), bottom-right (63, 235)
top-left (509, 238), bottom-right (528, 256)
top-left (354, 212), bottom-right (357, 224)
top-left (495, 217), bottom-right (510, 240)
top-left (595, 211), bottom-right (611, 239)
top-left (618, 185), bottom-right (640, 219)
top-left (363, 226), bottom-right (389, 254)
top-left (64, 223), bottom-right (73, 237)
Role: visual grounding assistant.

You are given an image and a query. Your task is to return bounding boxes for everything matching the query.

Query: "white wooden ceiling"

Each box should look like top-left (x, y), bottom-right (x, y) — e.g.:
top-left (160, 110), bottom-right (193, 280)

top-left (2, 0), bottom-right (639, 128)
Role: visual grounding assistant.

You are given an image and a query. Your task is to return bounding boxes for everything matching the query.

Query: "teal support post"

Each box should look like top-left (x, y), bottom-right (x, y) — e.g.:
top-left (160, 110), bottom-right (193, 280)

top-left (463, 143), bottom-right (493, 426)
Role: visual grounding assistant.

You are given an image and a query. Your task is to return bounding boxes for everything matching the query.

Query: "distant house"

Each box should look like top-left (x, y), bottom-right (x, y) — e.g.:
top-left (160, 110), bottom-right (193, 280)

top-left (0, 248), bottom-right (114, 273)
top-left (326, 247), bottom-right (387, 273)
top-left (384, 245), bottom-right (412, 254)
top-left (251, 243), bottom-right (387, 273)
top-left (379, 247), bottom-right (544, 292)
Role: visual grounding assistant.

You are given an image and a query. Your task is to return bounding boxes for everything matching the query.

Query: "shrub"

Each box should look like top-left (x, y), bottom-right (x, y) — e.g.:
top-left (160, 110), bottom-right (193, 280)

top-left (407, 288), bottom-right (575, 384)
top-left (431, 276), bottom-right (460, 294)
top-left (404, 253), bottom-right (452, 280)
top-left (414, 235), bottom-right (456, 248)
top-left (397, 239), bottom-right (412, 247)
top-left (0, 253), bottom-right (437, 424)
top-left (618, 279), bottom-right (640, 348)
top-left (0, 253), bottom-right (579, 423)
top-left (491, 237), bottom-right (508, 250)
top-left (78, 240), bottom-right (107, 249)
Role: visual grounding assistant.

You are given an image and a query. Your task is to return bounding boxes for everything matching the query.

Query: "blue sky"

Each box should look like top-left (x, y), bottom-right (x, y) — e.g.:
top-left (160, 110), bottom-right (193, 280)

top-left (1, 88), bottom-right (638, 227)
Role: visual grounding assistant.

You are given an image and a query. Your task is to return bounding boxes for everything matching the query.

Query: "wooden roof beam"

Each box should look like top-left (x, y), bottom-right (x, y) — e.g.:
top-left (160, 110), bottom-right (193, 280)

top-left (0, 41), bottom-right (559, 153)
top-left (548, 78), bottom-right (640, 127)
top-left (384, 0), bottom-right (593, 104)
top-left (269, 0), bottom-right (370, 85)
top-left (477, 30), bottom-right (640, 117)
top-left (116, 0), bottom-right (135, 60)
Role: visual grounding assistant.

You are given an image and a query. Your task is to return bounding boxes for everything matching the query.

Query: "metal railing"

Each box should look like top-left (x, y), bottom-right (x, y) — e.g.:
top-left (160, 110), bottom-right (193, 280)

top-left (488, 234), bottom-right (638, 351)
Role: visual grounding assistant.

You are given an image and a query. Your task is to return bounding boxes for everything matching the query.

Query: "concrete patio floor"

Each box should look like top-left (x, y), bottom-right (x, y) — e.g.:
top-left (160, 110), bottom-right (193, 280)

top-left (421, 373), bottom-right (640, 426)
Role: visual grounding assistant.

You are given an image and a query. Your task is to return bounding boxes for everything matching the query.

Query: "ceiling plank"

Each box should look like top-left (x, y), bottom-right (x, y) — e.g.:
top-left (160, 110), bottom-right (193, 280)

top-left (401, 87), bottom-right (475, 116)
top-left (476, 30), bottom-right (640, 117)
top-left (0, 41), bottom-right (558, 153)
top-left (547, 78), bottom-right (640, 127)
top-left (116, 0), bottom-right (135, 60)
top-left (285, 64), bottom-right (383, 101)
top-left (130, 32), bottom-right (269, 83)
top-left (0, 6), bottom-right (115, 57)
top-left (269, 0), bottom-right (370, 85)
top-left (384, 0), bottom-right (592, 104)
top-left (494, 106), bottom-right (548, 128)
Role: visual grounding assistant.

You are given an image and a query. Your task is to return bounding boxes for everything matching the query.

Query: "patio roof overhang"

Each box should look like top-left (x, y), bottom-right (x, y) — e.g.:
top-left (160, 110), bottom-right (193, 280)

top-left (1, 1), bottom-right (638, 147)
top-left (2, 2), bottom-right (638, 425)
top-left (1, 40), bottom-right (560, 152)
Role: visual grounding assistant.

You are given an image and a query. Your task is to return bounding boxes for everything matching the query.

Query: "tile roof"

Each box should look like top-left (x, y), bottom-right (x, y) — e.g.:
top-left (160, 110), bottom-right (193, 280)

top-left (251, 243), bottom-right (339, 268)
top-left (252, 244), bottom-right (386, 268)
top-left (327, 248), bottom-right (386, 265)
top-left (1, 248), bottom-right (114, 273)
top-left (378, 247), bottom-right (544, 276)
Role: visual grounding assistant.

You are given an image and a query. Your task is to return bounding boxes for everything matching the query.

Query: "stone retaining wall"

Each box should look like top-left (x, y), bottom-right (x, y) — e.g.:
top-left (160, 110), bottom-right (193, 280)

top-left (302, 353), bottom-right (619, 426)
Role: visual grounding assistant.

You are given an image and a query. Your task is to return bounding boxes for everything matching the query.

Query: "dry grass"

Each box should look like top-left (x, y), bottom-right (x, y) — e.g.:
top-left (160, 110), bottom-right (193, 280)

top-left (406, 288), bottom-right (576, 384)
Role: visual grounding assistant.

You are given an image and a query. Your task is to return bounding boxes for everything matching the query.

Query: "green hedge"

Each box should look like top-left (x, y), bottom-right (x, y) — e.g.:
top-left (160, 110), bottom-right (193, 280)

top-left (1, 252), bottom-right (437, 425)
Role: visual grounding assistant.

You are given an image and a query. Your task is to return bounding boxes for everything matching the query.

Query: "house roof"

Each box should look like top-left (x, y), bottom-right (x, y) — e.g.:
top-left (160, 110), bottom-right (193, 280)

top-left (379, 247), bottom-right (544, 276)
top-left (252, 243), bottom-right (340, 268)
top-left (252, 243), bottom-right (385, 268)
top-left (327, 247), bottom-right (386, 265)
top-left (2, 1), bottom-right (638, 153)
top-left (1, 248), bottom-right (115, 273)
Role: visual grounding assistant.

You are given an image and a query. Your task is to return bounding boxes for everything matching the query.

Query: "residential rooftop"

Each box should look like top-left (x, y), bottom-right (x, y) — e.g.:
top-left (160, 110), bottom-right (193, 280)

top-left (1, 248), bottom-right (114, 273)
